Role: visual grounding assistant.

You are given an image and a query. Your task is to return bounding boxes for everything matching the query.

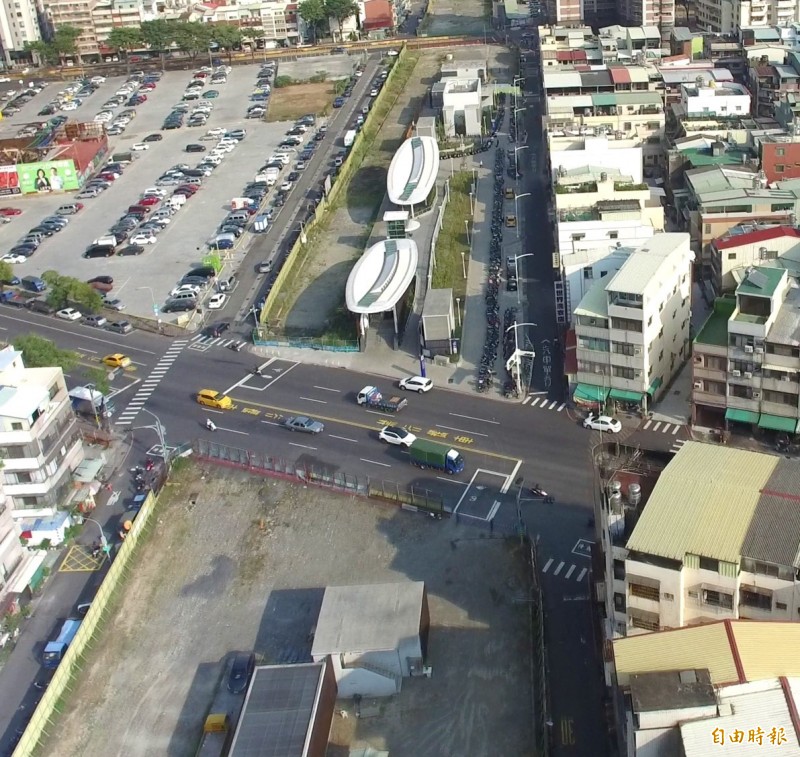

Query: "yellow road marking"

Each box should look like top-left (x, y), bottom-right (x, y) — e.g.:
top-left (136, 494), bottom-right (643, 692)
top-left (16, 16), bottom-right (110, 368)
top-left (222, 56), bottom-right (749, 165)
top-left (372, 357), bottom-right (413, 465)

top-left (560, 717), bottom-right (576, 746)
top-left (229, 396), bottom-right (518, 463)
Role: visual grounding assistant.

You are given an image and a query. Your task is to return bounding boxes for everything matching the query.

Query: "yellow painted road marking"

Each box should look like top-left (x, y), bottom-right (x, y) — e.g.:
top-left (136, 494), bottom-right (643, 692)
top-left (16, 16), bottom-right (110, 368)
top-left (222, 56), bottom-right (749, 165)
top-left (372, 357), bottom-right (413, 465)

top-left (59, 545), bottom-right (105, 572)
top-left (560, 717), bottom-right (576, 746)
top-left (229, 396), bottom-right (518, 463)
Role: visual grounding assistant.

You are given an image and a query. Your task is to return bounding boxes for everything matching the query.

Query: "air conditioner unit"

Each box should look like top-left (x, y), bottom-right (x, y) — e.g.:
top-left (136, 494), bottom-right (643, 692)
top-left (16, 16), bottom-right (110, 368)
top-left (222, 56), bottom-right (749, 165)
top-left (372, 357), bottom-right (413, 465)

top-left (744, 345), bottom-right (754, 353)
top-left (752, 390), bottom-right (761, 399)
top-left (634, 347), bottom-right (641, 355)
top-left (732, 369), bottom-right (741, 377)
top-left (694, 381), bottom-right (703, 389)
top-left (694, 355), bottom-right (703, 364)
top-left (755, 347), bottom-right (764, 354)
top-left (744, 371), bottom-right (753, 378)
top-left (782, 374), bottom-right (792, 382)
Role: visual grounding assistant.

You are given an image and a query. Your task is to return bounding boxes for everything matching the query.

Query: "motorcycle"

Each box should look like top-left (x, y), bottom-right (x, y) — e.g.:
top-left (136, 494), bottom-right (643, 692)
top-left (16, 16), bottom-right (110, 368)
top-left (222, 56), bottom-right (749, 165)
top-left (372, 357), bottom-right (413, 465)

top-left (529, 484), bottom-right (555, 504)
top-left (145, 458), bottom-right (155, 471)
top-left (228, 342), bottom-right (243, 352)
top-left (206, 419), bottom-right (217, 432)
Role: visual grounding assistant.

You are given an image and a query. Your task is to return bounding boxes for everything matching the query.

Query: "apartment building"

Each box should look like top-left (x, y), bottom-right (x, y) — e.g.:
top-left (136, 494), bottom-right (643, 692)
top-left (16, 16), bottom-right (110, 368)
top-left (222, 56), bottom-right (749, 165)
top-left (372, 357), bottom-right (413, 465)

top-left (692, 265), bottom-right (800, 434)
top-left (681, 164), bottom-right (800, 278)
top-left (195, 0), bottom-right (300, 42)
top-left (45, 0), bottom-right (99, 59)
top-left (0, 0), bottom-right (42, 63)
top-left (0, 347), bottom-right (83, 519)
top-left (570, 233), bottom-right (692, 410)
top-left (91, 0), bottom-right (145, 49)
top-left (680, 81), bottom-right (752, 119)
top-left (611, 621), bottom-right (800, 755)
top-left (549, 136), bottom-right (664, 297)
top-left (616, 0), bottom-right (674, 30)
top-left (0, 480), bottom-right (42, 618)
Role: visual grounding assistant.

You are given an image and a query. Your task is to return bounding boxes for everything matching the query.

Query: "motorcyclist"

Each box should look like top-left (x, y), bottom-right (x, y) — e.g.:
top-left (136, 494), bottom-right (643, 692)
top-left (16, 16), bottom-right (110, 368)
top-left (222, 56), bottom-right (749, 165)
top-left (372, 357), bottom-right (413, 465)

top-left (206, 419), bottom-right (217, 431)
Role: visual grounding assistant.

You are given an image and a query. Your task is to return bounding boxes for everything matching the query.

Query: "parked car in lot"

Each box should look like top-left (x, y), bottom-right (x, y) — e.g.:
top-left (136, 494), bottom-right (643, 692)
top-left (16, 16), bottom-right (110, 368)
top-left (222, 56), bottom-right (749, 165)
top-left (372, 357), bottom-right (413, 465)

top-left (333, 97), bottom-right (345, 108)
top-left (207, 293), bottom-right (227, 309)
top-left (106, 320), bottom-right (132, 333)
top-left (84, 314), bottom-right (107, 327)
top-left (57, 307), bottom-right (82, 321)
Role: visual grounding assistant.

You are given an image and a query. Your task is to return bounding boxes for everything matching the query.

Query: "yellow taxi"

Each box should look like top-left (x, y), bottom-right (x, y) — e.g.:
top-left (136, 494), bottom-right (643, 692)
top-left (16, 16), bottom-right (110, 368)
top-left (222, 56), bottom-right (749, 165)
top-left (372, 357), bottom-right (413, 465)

top-left (102, 354), bottom-right (131, 369)
top-left (196, 389), bottom-right (233, 410)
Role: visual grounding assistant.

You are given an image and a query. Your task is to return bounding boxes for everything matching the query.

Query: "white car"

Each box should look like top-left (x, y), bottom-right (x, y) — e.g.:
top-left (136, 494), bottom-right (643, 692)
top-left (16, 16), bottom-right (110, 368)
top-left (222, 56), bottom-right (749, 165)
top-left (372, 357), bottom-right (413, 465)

top-left (2, 253), bottom-right (26, 264)
top-left (378, 425), bottom-right (417, 447)
top-left (91, 75), bottom-right (106, 84)
top-left (131, 143), bottom-right (149, 151)
top-left (280, 181), bottom-right (292, 192)
top-left (142, 188), bottom-right (167, 198)
top-left (399, 376), bottom-right (433, 393)
top-left (206, 127), bottom-right (226, 137)
top-left (583, 414), bottom-right (622, 434)
top-left (57, 307), bottom-right (82, 321)
top-left (62, 101), bottom-right (78, 111)
top-left (130, 233), bottom-right (157, 245)
top-left (170, 284), bottom-right (200, 297)
top-left (207, 292), bottom-right (227, 310)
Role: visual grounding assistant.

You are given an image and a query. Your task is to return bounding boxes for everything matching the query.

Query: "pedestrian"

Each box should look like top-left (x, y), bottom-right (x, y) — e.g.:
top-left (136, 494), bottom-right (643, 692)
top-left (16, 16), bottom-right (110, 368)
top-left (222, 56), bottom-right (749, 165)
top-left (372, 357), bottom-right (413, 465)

top-left (104, 483), bottom-right (113, 492)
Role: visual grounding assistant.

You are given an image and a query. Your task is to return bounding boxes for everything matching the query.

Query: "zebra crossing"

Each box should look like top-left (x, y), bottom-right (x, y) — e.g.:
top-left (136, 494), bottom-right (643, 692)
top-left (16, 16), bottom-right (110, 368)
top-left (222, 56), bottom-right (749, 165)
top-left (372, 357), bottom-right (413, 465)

top-left (188, 334), bottom-right (249, 353)
top-left (114, 340), bottom-right (189, 426)
top-left (521, 395), bottom-right (567, 412)
top-left (642, 418), bottom-right (684, 436)
top-left (541, 557), bottom-right (589, 583)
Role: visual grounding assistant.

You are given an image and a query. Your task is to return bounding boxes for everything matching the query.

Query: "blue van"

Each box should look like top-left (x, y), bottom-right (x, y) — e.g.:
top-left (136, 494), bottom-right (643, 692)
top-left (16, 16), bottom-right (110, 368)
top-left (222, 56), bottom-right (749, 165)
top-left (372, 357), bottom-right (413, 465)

top-left (21, 275), bottom-right (46, 293)
top-left (43, 618), bottom-right (82, 668)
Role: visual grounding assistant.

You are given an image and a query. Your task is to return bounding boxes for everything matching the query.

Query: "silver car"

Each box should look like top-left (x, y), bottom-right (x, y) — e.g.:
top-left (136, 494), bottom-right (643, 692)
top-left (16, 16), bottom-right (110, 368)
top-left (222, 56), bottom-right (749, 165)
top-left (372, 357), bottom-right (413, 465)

top-left (284, 416), bottom-right (324, 434)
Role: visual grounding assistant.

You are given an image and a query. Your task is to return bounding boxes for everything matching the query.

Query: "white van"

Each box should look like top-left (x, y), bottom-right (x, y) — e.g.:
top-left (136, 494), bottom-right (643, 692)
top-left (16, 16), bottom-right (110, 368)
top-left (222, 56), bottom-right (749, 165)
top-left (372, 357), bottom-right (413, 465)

top-left (142, 187), bottom-right (166, 198)
top-left (168, 195), bottom-right (186, 208)
top-left (92, 235), bottom-right (118, 247)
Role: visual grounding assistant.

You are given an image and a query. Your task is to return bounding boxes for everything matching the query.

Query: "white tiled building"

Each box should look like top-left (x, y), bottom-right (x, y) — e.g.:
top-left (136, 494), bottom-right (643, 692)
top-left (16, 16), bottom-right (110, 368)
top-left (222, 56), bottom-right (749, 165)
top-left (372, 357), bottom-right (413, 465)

top-left (571, 233), bottom-right (692, 409)
top-left (0, 347), bottom-right (83, 519)
top-left (680, 82), bottom-right (752, 120)
top-left (0, 0), bottom-right (42, 62)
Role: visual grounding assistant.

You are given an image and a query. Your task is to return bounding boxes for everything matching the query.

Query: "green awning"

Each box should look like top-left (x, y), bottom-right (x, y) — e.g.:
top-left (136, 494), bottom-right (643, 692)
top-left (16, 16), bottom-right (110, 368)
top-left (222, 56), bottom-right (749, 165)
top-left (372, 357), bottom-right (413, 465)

top-left (757, 413), bottom-right (799, 433)
top-left (29, 564), bottom-right (45, 591)
top-left (647, 377), bottom-right (663, 395)
top-left (591, 93), bottom-right (617, 107)
top-left (609, 388), bottom-right (642, 402)
top-left (573, 383), bottom-right (609, 403)
top-left (725, 408), bottom-right (759, 424)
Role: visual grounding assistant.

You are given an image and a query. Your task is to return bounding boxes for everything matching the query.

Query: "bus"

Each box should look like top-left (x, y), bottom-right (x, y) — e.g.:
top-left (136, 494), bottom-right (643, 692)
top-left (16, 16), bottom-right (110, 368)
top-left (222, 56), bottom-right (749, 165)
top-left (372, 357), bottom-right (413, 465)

top-left (42, 618), bottom-right (82, 668)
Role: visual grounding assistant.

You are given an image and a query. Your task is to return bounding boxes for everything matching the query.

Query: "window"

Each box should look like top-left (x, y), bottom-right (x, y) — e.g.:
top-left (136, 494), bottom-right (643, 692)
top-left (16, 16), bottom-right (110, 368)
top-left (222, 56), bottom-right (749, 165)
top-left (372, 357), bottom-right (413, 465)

top-left (702, 588), bottom-right (733, 610)
top-left (612, 366), bottom-right (635, 380)
top-left (613, 592), bottom-right (626, 612)
top-left (10, 422), bottom-right (22, 431)
top-left (705, 224), bottom-right (711, 234)
top-left (740, 588), bottom-right (771, 611)
top-left (776, 602), bottom-right (787, 611)
top-left (629, 582), bottom-right (659, 601)
top-left (662, 592), bottom-right (674, 602)
top-left (728, 252), bottom-right (737, 260)
top-left (776, 148), bottom-right (785, 156)
top-left (583, 267), bottom-right (593, 279)
top-left (608, 231), bottom-right (618, 239)
top-left (774, 165), bottom-right (786, 173)
top-left (699, 556), bottom-right (719, 572)
top-left (612, 342), bottom-right (635, 356)
top-left (760, 249), bottom-right (777, 260)
top-left (613, 560), bottom-right (625, 580)
top-left (572, 233), bottom-right (585, 242)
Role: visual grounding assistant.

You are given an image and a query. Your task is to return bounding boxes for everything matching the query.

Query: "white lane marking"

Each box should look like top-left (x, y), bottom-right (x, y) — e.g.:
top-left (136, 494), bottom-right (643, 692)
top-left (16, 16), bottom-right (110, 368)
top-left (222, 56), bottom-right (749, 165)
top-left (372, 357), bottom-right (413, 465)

top-left (435, 424), bottom-right (488, 437)
top-left (521, 396), bottom-right (531, 405)
top-left (565, 565), bottom-right (576, 579)
top-left (216, 427), bottom-right (249, 435)
top-left (360, 458), bottom-right (391, 468)
top-left (643, 419), bottom-right (652, 429)
top-left (288, 442), bottom-right (316, 450)
top-left (80, 346), bottom-right (98, 354)
top-left (0, 312), bottom-right (158, 353)
top-left (553, 561), bottom-right (565, 576)
top-left (543, 558), bottom-right (553, 573)
top-left (204, 408), bottom-right (225, 415)
top-left (436, 476), bottom-right (468, 484)
top-left (300, 396), bottom-right (327, 404)
top-left (530, 398), bottom-right (542, 407)
top-left (449, 412), bottom-right (500, 425)
top-left (548, 401), bottom-right (558, 410)
top-left (313, 386), bottom-right (341, 393)
top-left (652, 422), bottom-right (661, 432)
top-left (576, 568), bottom-right (588, 582)
top-left (557, 403), bottom-right (565, 411)
top-left (329, 434), bottom-right (358, 443)
top-left (501, 460), bottom-right (523, 494)
top-left (672, 426), bottom-right (680, 435)
top-left (661, 424), bottom-right (671, 434)
top-left (261, 420), bottom-right (282, 426)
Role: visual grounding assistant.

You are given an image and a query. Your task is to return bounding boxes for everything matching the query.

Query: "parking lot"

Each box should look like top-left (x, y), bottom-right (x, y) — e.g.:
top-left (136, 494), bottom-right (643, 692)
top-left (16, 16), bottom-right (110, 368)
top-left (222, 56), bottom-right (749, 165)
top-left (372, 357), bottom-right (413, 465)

top-left (49, 469), bottom-right (532, 757)
top-left (0, 65), bottom-right (324, 322)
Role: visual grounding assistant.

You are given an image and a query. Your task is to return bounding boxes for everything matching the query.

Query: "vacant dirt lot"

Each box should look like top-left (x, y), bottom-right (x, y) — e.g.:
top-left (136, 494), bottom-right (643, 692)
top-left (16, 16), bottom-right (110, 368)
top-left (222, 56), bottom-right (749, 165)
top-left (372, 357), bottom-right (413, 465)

top-left (267, 81), bottom-right (333, 121)
top-left (51, 465), bottom-right (532, 757)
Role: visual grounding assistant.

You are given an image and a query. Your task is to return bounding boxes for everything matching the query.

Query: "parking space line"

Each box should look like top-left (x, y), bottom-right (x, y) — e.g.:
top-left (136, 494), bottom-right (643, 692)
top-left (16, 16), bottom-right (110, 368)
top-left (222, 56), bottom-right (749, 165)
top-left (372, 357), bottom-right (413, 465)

top-left (300, 396), bottom-right (327, 404)
top-left (436, 476), bottom-right (468, 484)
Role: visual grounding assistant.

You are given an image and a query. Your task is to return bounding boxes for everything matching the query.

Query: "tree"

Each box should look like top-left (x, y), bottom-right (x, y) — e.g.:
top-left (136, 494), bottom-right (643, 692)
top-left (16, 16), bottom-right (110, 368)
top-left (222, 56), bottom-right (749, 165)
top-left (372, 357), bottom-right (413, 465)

top-left (53, 25), bottom-right (82, 65)
top-left (41, 271), bottom-right (103, 312)
top-left (173, 21), bottom-right (214, 61)
top-left (298, 0), bottom-right (328, 43)
top-left (140, 19), bottom-right (176, 70)
top-left (13, 334), bottom-right (78, 371)
top-left (86, 367), bottom-right (111, 395)
top-left (324, 0), bottom-right (359, 41)
top-left (107, 27), bottom-right (144, 72)
top-left (24, 40), bottom-right (59, 66)
top-left (0, 260), bottom-right (14, 288)
top-left (211, 24), bottom-right (244, 63)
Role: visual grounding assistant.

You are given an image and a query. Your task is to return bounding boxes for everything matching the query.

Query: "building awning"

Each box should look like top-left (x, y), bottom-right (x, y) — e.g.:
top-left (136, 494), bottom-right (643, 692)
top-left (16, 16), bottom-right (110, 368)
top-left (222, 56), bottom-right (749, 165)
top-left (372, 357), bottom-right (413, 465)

top-left (6, 551), bottom-right (47, 594)
top-left (725, 408), bottom-right (759, 425)
top-left (647, 377), bottom-right (663, 395)
top-left (609, 388), bottom-right (642, 402)
top-left (591, 93), bottom-right (617, 106)
top-left (757, 413), bottom-right (798, 433)
top-left (574, 384), bottom-right (609, 403)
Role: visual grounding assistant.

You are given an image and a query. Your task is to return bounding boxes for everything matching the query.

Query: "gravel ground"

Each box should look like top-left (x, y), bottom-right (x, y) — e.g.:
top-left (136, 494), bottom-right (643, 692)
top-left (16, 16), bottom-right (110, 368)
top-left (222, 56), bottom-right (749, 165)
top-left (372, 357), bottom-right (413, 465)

top-left (50, 465), bottom-right (532, 757)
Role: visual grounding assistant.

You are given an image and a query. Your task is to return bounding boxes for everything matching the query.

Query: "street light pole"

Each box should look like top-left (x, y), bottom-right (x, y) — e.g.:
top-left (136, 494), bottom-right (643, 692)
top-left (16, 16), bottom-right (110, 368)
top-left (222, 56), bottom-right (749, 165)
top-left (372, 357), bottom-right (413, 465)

top-left (464, 219), bottom-right (471, 246)
top-left (455, 297), bottom-right (461, 327)
top-left (514, 192), bottom-right (531, 239)
top-left (137, 286), bottom-right (161, 327)
top-left (83, 516), bottom-right (109, 554)
top-left (513, 251), bottom-right (535, 307)
top-left (505, 321), bottom-right (537, 398)
top-left (140, 408), bottom-right (169, 465)
top-left (514, 144), bottom-right (529, 180)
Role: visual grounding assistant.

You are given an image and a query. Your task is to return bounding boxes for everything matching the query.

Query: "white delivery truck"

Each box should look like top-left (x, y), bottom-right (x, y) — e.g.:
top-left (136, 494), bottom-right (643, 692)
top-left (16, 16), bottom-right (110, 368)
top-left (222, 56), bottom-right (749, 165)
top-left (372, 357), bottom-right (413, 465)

top-left (343, 129), bottom-right (357, 149)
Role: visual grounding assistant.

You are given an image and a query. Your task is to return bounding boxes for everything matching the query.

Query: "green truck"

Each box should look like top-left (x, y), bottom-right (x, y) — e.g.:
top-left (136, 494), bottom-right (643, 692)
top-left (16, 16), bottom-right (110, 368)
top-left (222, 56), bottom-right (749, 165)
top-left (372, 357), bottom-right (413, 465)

top-left (408, 439), bottom-right (465, 474)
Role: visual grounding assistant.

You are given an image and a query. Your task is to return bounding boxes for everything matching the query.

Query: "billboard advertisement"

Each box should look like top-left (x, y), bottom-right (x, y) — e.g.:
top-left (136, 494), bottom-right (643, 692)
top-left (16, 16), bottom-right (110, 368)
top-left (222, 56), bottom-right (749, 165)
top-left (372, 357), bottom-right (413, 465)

top-left (16, 160), bottom-right (80, 194)
top-left (0, 165), bottom-right (20, 196)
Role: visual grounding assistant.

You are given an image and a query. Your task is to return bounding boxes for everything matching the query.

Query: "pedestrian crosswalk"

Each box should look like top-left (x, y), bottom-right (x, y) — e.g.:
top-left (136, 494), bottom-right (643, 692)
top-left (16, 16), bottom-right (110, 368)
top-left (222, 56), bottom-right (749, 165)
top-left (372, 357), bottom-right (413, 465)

top-left (642, 418), bottom-right (684, 436)
top-left (521, 395), bottom-right (567, 412)
top-left (188, 334), bottom-right (249, 353)
top-left (541, 557), bottom-right (589, 583)
top-left (115, 340), bottom-right (189, 426)
top-left (670, 438), bottom-right (688, 455)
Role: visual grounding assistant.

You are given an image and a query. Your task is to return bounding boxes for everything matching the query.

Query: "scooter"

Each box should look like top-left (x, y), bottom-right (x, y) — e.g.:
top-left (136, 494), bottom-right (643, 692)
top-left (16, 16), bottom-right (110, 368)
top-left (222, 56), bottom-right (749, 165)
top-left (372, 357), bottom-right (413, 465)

top-left (206, 419), bottom-right (217, 432)
top-left (229, 342), bottom-right (243, 352)
top-left (529, 484), bottom-right (555, 504)
top-left (145, 459), bottom-right (155, 471)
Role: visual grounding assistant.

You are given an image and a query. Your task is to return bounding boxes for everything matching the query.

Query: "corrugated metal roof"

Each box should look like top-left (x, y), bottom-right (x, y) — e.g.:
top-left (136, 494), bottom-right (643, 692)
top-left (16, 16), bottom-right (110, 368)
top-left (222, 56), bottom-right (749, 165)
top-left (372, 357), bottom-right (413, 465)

top-left (741, 460), bottom-right (800, 568)
top-left (714, 226), bottom-right (800, 250)
top-left (574, 277), bottom-right (609, 318)
top-left (628, 67), bottom-right (651, 83)
top-left (614, 91), bottom-right (662, 104)
top-left (543, 70), bottom-right (582, 89)
top-left (627, 27), bottom-right (645, 39)
top-left (613, 622), bottom-right (739, 685)
top-left (733, 624), bottom-right (800, 681)
top-left (626, 442), bottom-right (777, 563)
top-left (681, 679), bottom-right (800, 756)
top-left (608, 66), bottom-right (631, 84)
top-left (580, 70), bottom-right (612, 87)
top-left (604, 233), bottom-right (689, 297)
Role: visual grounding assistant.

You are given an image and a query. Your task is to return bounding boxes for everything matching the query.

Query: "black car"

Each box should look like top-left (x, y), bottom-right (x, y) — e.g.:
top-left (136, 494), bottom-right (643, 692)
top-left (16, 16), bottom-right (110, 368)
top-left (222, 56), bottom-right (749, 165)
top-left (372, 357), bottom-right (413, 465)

top-left (219, 225), bottom-right (244, 238)
top-left (84, 245), bottom-right (116, 258)
top-left (206, 321), bottom-right (230, 338)
top-left (88, 275), bottom-right (113, 285)
top-left (186, 266), bottom-right (216, 280)
top-left (28, 226), bottom-right (56, 237)
top-left (185, 143), bottom-right (206, 152)
top-left (162, 299), bottom-right (196, 313)
top-left (287, 171), bottom-right (299, 182)
top-left (227, 652), bottom-right (255, 694)
top-left (9, 245), bottom-right (36, 257)
top-left (118, 244), bottom-right (144, 256)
